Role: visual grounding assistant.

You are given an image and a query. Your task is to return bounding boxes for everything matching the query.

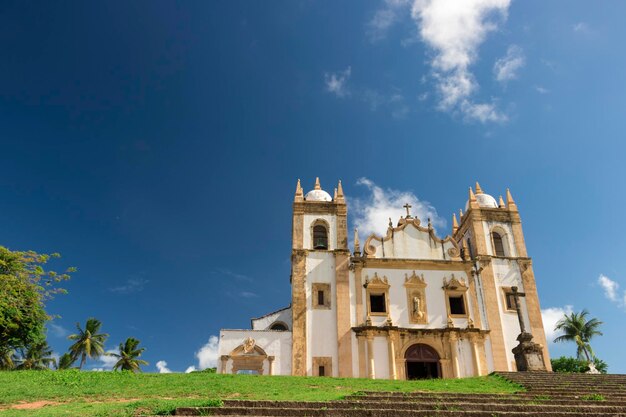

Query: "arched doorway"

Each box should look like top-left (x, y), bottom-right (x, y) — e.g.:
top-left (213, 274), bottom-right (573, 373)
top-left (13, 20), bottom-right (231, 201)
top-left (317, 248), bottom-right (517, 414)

top-left (405, 343), bottom-right (441, 380)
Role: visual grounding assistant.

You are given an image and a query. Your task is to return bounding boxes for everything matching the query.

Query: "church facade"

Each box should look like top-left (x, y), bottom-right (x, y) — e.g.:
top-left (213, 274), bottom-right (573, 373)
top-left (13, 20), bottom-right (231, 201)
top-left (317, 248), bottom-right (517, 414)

top-left (217, 178), bottom-right (551, 379)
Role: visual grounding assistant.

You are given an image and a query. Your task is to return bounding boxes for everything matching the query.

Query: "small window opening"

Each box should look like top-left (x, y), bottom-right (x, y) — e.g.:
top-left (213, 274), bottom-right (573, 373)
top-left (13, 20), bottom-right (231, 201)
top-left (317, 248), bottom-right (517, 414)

top-left (270, 322), bottom-right (288, 331)
top-left (492, 232), bottom-right (505, 257)
top-left (505, 292), bottom-right (517, 311)
top-left (317, 290), bottom-right (325, 306)
top-left (370, 294), bottom-right (386, 313)
top-left (313, 225), bottom-right (328, 249)
top-left (318, 366), bottom-right (325, 377)
top-left (448, 296), bottom-right (466, 315)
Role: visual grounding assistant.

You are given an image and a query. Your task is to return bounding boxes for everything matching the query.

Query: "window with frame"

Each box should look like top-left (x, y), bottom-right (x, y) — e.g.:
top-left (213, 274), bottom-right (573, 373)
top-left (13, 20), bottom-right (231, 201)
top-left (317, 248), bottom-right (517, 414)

top-left (448, 295), bottom-right (466, 315)
top-left (502, 287), bottom-right (517, 312)
top-left (312, 283), bottom-right (331, 309)
top-left (313, 224), bottom-right (328, 249)
top-left (365, 273), bottom-right (390, 317)
top-left (492, 232), bottom-right (505, 257)
top-left (369, 293), bottom-right (386, 313)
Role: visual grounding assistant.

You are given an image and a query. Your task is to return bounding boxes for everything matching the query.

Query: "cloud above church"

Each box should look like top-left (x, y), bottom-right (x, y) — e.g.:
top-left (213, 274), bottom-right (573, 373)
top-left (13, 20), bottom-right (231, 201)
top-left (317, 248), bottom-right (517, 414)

top-left (541, 305), bottom-right (574, 343)
top-left (324, 67), bottom-right (352, 98)
top-left (366, 0), bottom-right (513, 123)
top-left (351, 177), bottom-right (444, 241)
top-left (156, 360), bottom-right (172, 373)
top-left (195, 335), bottom-right (220, 369)
top-left (598, 274), bottom-right (626, 309)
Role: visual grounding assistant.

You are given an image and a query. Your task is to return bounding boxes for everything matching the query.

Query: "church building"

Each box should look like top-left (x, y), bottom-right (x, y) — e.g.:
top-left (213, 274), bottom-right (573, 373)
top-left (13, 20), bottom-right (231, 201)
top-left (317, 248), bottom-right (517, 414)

top-left (217, 178), bottom-right (551, 379)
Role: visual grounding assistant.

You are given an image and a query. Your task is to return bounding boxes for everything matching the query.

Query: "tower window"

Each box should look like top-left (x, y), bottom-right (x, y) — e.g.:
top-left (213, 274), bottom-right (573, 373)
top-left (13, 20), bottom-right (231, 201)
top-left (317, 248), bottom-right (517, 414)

top-left (313, 224), bottom-right (328, 249)
top-left (312, 283), bottom-right (331, 309)
top-left (369, 293), bottom-right (386, 313)
top-left (448, 295), bottom-right (466, 315)
top-left (318, 366), bottom-right (325, 377)
top-left (492, 232), bottom-right (505, 257)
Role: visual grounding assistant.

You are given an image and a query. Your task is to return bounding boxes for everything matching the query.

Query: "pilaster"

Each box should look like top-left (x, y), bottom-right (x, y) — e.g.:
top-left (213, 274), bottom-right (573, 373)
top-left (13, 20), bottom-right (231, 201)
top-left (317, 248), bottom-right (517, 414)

top-left (291, 250), bottom-right (307, 376)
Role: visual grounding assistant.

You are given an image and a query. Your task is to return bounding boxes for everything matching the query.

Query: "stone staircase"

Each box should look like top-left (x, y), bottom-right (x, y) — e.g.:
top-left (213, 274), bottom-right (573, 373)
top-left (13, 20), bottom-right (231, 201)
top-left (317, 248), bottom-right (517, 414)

top-left (167, 373), bottom-right (626, 416)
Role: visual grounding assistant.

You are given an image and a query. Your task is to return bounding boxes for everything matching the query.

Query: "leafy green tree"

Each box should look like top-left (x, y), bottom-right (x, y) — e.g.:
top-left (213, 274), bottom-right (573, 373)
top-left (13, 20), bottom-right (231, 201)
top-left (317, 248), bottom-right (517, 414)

top-left (551, 356), bottom-right (608, 374)
top-left (15, 342), bottom-right (56, 370)
top-left (111, 338), bottom-right (148, 372)
top-left (68, 318), bottom-right (109, 369)
top-left (554, 309), bottom-right (603, 362)
top-left (0, 246), bottom-right (74, 353)
top-left (56, 352), bottom-right (76, 370)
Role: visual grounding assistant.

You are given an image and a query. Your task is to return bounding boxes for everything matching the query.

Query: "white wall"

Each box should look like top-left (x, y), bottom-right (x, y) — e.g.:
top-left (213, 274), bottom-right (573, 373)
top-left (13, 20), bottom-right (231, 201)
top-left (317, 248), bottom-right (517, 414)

top-left (491, 258), bottom-right (530, 370)
top-left (372, 336), bottom-right (390, 379)
top-left (218, 330), bottom-right (292, 375)
top-left (368, 223), bottom-right (457, 260)
top-left (305, 251), bottom-right (338, 376)
top-left (251, 307), bottom-right (292, 331)
top-left (360, 268), bottom-right (474, 329)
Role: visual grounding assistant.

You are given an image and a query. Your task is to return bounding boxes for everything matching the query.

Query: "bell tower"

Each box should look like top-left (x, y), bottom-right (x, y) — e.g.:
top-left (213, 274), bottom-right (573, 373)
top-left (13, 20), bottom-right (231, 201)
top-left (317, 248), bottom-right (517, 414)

top-left (290, 178), bottom-right (351, 376)
top-left (453, 183), bottom-right (550, 372)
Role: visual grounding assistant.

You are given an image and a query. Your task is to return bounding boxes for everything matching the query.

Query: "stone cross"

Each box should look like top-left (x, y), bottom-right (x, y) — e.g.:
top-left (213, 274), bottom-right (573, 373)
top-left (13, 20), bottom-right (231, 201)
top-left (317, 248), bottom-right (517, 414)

top-left (403, 203), bottom-right (412, 218)
top-left (511, 286), bottom-right (527, 334)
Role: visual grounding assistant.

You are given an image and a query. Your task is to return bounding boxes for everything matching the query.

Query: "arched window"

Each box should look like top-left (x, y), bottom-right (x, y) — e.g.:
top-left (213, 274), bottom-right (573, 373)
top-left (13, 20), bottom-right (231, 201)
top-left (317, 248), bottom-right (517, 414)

top-left (492, 232), bottom-right (505, 257)
top-left (313, 224), bottom-right (328, 249)
top-left (270, 322), bottom-right (288, 331)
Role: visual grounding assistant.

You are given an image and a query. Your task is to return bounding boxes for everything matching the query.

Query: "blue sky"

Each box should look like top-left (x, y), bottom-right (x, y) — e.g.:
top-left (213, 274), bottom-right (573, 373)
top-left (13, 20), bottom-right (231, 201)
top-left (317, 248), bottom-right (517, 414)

top-left (1, 0), bottom-right (625, 373)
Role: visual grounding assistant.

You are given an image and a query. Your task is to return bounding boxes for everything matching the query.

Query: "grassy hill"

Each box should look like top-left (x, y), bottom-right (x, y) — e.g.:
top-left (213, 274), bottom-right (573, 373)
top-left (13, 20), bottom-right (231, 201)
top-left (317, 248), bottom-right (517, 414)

top-left (0, 371), bottom-right (521, 417)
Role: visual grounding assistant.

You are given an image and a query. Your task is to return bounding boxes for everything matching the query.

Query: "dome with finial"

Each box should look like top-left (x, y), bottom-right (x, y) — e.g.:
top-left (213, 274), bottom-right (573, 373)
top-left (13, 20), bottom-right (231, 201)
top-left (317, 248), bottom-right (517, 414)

top-left (304, 177), bottom-right (332, 202)
top-left (465, 182), bottom-right (498, 210)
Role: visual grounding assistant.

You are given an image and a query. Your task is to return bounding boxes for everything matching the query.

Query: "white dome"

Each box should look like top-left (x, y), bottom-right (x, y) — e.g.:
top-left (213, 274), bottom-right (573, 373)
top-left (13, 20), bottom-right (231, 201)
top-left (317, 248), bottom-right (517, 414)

top-left (465, 193), bottom-right (498, 210)
top-left (305, 189), bottom-right (332, 202)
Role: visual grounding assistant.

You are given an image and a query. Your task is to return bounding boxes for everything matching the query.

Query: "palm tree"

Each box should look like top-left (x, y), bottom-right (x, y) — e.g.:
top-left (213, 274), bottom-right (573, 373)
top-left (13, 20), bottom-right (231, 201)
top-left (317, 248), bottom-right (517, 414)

top-left (56, 352), bottom-right (76, 370)
top-left (554, 309), bottom-right (603, 362)
top-left (67, 318), bottom-right (109, 369)
top-left (15, 342), bottom-right (56, 370)
top-left (111, 337), bottom-right (148, 372)
top-left (0, 348), bottom-right (15, 370)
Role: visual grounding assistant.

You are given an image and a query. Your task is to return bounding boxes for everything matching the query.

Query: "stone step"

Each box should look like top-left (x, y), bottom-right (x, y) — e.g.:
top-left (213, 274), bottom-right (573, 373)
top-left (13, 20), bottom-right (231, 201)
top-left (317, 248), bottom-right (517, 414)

top-left (340, 395), bottom-right (626, 406)
top-left (220, 400), bottom-right (626, 413)
top-left (175, 406), bottom-right (626, 417)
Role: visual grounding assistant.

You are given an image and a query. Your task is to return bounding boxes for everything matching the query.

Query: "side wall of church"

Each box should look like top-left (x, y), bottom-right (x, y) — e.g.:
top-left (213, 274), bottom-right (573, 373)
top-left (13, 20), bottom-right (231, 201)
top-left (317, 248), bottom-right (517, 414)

top-left (252, 308), bottom-right (292, 331)
top-left (218, 330), bottom-right (293, 375)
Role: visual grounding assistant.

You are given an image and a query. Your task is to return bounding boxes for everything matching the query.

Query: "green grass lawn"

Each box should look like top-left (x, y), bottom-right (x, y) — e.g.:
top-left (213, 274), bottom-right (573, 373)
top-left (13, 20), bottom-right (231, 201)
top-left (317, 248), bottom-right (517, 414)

top-left (0, 370), bottom-right (521, 417)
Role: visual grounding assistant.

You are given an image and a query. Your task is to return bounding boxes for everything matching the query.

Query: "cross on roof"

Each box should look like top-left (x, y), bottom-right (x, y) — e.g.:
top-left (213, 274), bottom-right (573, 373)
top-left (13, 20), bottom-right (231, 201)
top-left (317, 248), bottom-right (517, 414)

top-left (403, 203), bottom-right (412, 218)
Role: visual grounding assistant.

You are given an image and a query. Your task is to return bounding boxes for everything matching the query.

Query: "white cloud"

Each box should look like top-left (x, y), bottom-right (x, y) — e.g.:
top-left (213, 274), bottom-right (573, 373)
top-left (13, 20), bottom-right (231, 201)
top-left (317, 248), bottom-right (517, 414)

top-left (598, 274), bottom-right (626, 308)
top-left (91, 349), bottom-right (118, 371)
top-left (351, 177), bottom-right (445, 241)
top-left (185, 366), bottom-right (197, 373)
top-left (534, 86), bottom-right (549, 94)
top-left (196, 335), bottom-right (220, 370)
top-left (156, 360), bottom-right (172, 374)
top-left (324, 67), bottom-right (352, 98)
top-left (410, 0), bottom-right (511, 122)
top-left (494, 45), bottom-right (525, 84)
top-left (47, 322), bottom-right (69, 338)
top-left (573, 22), bottom-right (590, 33)
top-left (239, 291), bottom-right (258, 298)
top-left (110, 277), bottom-right (149, 294)
top-left (360, 88), bottom-right (410, 119)
top-left (367, 0), bottom-right (411, 41)
top-left (598, 274), bottom-right (619, 302)
top-left (541, 305), bottom-right (574, 343)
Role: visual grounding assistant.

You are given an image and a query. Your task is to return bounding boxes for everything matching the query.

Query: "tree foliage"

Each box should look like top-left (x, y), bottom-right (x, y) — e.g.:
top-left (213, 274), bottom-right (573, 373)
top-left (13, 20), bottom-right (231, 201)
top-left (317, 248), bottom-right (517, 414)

top-left (68, 318), bottom-right (109, 369)
top-left (15, 341), bottom-right (56, 370)
top-left (551, 356), bottom-right (608, 374)
top-left (0, 246), bottom-right (74, 352)
top-left (111, 337), bottom-right (148, 372)
top-left (56, 352), bottom-right (76, 370)
top-left (553, 309), bottom-right (603, 362)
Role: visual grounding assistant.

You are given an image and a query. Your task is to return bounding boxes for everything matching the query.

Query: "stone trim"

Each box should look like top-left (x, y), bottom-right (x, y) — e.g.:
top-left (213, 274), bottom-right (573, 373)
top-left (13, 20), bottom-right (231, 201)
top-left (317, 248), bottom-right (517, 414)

top-left (311, 283), bottom-right (331, 309)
